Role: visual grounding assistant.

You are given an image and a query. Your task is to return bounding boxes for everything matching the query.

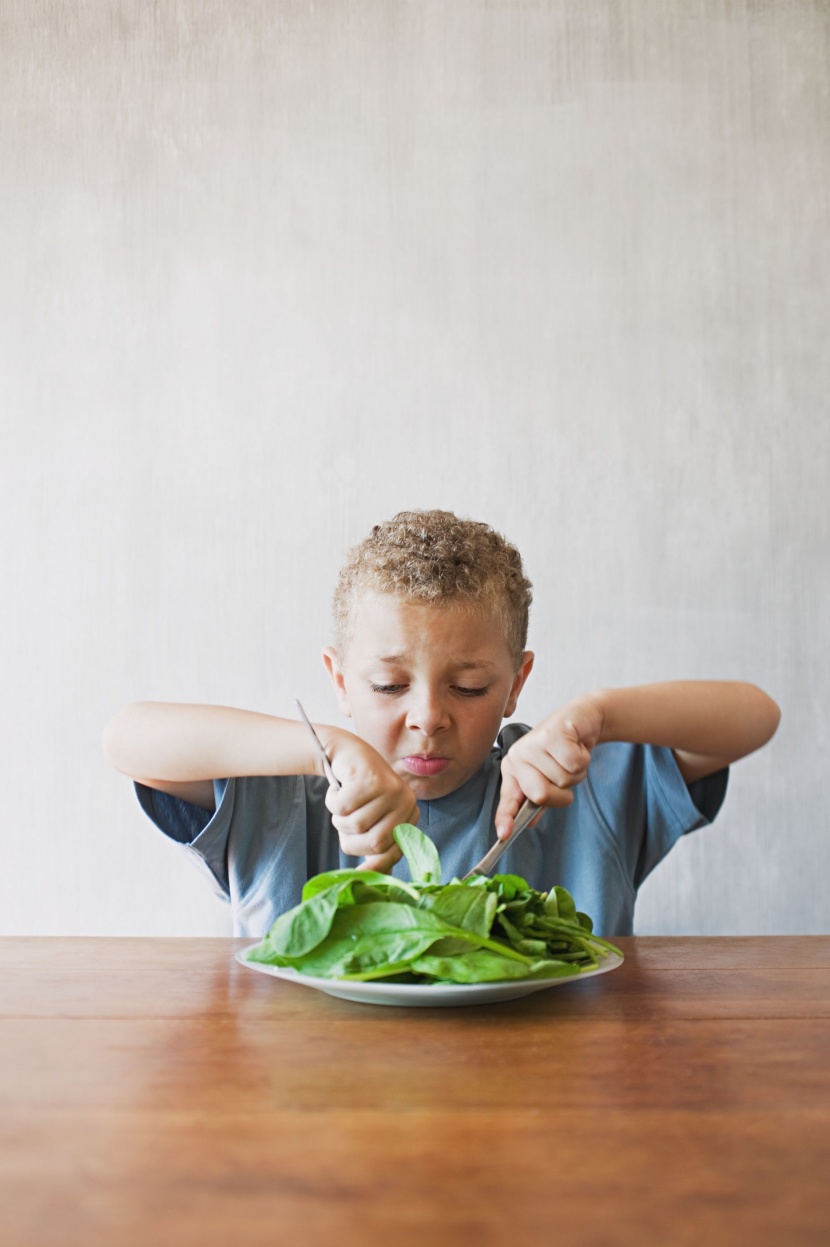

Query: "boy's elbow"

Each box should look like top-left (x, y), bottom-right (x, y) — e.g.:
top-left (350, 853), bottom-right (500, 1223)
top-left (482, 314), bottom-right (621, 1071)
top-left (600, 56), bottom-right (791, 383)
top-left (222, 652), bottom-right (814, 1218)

top-left (766, 693), bottom-right (782, 741)
top-left (750, 684), bottom-right (781, 747)
top-left (102, 702), bottom-right (148, 775)
top-left (101, 712), bottom-right (125, 773)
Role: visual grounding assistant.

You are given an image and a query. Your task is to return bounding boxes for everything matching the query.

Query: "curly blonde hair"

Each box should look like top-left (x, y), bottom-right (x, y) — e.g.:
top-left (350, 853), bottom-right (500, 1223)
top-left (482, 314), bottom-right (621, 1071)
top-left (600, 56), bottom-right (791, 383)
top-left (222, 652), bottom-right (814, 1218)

top-left (332, 510), bottom-right (533, 666)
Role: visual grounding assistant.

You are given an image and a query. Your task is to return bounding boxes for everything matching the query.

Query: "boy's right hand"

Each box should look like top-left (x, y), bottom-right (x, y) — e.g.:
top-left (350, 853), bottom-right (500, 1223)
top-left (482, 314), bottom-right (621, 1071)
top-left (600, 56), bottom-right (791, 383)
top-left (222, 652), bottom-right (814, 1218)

top-left (323, 732), bottom-right (419, 873)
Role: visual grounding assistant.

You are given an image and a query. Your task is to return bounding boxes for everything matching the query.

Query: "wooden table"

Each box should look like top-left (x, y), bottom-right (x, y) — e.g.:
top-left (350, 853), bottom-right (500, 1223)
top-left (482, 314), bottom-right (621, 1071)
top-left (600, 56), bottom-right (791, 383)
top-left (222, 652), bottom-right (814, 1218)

top-left (2, 937), bottom-right (829, 1246)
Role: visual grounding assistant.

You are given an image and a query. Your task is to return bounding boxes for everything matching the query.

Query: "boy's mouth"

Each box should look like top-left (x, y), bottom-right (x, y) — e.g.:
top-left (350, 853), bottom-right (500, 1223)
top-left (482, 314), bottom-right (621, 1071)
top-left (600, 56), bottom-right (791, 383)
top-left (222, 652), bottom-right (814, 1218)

top-left (402, 755), bottom-right (450, 777)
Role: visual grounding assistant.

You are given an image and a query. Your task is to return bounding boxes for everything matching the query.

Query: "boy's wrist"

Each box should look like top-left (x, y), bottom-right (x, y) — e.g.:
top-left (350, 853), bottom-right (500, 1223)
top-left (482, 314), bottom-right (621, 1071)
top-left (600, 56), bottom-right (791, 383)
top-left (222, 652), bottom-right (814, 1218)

top-left (590, 686), bottom-right (652, 744)
top-left (318, 725), bottom-right (385, 777)
top-left (580, 688), bottom-right (616, 744)
top-left (315, 724), bottom-right (351, 769)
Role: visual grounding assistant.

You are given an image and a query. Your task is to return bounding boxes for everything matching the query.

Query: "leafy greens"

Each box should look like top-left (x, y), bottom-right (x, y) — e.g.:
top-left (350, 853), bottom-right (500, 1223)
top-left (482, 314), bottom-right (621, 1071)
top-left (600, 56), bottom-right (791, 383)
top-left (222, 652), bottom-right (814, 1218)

top-left (243, 824), bottom-right (621, 985)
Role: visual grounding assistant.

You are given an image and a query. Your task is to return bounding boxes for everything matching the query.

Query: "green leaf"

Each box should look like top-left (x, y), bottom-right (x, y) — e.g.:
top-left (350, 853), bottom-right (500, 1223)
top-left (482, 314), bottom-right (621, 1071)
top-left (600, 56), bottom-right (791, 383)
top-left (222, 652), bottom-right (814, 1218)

top-left (411, 949), bottom-right (583, 984)
top-left (422, 885), bottom-right (497, 937)
top-left (416, 886), bottom-right (498, 956)
top-left (552, 886), bottom-right (577, 922)
top-left (490, 873), bottom-right (531, 901)
top-left (266, 884), bottom-right (343, 958)
top-left (241, 940), bottom-right (293, 966)
top-left (349, 880), bottom-right (420, 907)
top-left (495, 912), bottom-right (547, 956)
top-left (393, 822), bottom-right (443, 884)
top-left (291, 902), bottom-right (451, 978)
top-left (302, 869), bottom-right (392, 901)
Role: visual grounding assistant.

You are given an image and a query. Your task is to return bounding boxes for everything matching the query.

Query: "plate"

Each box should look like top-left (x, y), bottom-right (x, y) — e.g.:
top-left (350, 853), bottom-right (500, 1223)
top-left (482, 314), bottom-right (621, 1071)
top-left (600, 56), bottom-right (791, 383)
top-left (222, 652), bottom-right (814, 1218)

top-left (235, 948), bottom-right (623, 1008)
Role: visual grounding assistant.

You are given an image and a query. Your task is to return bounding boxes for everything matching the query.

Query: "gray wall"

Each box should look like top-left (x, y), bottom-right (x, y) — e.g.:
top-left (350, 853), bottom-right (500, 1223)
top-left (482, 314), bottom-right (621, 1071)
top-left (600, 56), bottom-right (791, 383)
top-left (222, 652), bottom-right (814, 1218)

top-left (2, 0), bottom-right (827, 935)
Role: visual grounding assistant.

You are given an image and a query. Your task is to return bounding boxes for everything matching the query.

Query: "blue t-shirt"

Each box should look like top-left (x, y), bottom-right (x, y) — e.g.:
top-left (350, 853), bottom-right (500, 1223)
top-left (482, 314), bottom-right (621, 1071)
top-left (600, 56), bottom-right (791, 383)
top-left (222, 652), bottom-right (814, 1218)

top-left (135, 722), bottom-right (728, 938)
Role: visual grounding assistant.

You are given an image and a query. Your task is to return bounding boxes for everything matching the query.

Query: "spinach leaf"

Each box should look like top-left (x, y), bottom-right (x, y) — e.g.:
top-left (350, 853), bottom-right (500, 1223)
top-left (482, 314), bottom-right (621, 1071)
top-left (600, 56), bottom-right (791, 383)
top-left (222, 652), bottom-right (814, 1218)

top-left (294, 902), bottom-right (451, 978)
top-left (495, 911), bottom-right (548, 957)
top-left (416, 886), bottom-right (499, 957)
top-left (421, 884), bottom-right (497, 937)
top-left (543, 885), bottom-right (579, 922)
top-left (490, 874), bottom-right (531, 901)
top-left (263, 884), bottom-right (344, 959)
top-left (393, 822), bottom-right (442, 884)
top-left (302, 869), bottom-right (420, 903)
top-left (411, 950), bottom-right (583, 984)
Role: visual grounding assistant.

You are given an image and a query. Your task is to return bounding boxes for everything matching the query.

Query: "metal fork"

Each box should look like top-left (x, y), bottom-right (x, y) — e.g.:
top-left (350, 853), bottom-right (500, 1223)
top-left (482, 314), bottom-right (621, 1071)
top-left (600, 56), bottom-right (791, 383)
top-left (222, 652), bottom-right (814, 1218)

top-left (296, 699), bottom-right (341, 790)
top-left (461, 799), bottom-right (541, 881)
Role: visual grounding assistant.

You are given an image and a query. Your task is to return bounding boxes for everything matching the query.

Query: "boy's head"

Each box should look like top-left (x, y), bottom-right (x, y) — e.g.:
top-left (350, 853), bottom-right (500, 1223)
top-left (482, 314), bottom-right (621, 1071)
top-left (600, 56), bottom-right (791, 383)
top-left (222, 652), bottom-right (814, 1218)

top-left (324, 511), bottom-right (535, 799)
top-left (331, 510), bottom-right (533, 669)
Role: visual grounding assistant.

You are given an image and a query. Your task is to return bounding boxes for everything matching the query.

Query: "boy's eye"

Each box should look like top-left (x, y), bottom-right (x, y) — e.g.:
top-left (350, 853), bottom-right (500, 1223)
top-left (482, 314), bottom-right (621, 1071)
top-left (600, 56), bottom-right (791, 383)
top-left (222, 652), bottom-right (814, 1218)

top-left (369, 682), bottom-right (490, 697)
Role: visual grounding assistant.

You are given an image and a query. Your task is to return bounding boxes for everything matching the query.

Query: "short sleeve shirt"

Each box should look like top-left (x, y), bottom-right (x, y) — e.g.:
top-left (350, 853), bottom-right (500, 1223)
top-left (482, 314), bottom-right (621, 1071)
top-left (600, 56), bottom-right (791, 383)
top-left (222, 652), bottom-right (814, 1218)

top-left (135, 722), bottom-right (727, 938)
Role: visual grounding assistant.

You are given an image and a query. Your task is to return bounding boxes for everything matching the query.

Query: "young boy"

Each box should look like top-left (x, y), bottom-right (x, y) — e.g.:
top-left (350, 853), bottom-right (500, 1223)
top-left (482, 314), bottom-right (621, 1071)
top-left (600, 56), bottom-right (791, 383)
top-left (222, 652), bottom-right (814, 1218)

top-left (103, 510), bottom-right (780, 937)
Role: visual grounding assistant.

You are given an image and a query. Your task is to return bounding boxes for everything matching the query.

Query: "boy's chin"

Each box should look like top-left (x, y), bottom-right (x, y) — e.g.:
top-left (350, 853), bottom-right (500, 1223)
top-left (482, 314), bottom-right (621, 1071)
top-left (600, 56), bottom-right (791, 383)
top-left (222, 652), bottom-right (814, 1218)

top-left (404, 769), bottom-right (467, 801)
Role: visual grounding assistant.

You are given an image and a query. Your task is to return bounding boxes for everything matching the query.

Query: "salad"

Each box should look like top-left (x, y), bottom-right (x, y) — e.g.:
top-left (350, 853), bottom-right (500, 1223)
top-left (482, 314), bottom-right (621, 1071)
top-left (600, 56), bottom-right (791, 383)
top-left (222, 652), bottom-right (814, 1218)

top-left (243, 823), bottom-right (621, 986)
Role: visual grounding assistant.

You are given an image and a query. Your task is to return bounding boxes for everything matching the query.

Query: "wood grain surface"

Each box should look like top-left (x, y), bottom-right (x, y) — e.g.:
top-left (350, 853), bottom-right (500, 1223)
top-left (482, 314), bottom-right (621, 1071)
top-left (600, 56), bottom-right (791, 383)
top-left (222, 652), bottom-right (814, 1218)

top-left (2, 937), bottom-right (829, 1246)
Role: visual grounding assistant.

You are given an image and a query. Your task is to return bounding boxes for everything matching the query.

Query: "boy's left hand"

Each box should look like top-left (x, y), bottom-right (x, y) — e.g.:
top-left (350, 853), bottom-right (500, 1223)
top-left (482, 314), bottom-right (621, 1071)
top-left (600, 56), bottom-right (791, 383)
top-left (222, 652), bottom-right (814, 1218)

top-left (495, 695), bottom-right (604, 840)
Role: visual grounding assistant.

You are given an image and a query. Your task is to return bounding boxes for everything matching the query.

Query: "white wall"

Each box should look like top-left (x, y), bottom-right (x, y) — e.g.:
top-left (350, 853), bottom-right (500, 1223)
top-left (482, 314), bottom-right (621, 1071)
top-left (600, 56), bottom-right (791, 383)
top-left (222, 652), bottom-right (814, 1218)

top-left (2, 0), bottom-right (827, 935)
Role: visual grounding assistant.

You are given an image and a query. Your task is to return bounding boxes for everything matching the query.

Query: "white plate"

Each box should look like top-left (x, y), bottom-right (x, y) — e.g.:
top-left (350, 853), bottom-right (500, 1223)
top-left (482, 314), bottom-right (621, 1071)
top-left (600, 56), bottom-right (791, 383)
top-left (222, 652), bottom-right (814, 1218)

top-left (236, 948), bottom-right (623, 1008)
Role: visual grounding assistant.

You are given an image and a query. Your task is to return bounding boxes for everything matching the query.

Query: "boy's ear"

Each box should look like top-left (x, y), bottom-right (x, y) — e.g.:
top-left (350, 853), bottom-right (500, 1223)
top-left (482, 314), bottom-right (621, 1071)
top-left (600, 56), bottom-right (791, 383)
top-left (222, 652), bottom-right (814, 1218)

top-left (322, 647), bottom-right (352, 718)
top-left (504, 651), bottom-right (534, 718)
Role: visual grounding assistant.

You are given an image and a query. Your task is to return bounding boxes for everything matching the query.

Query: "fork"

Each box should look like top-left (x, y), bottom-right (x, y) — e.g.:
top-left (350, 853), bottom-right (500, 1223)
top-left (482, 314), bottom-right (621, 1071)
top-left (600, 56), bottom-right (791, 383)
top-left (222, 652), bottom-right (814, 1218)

top-left (461, 799), bottom-right (541, 881)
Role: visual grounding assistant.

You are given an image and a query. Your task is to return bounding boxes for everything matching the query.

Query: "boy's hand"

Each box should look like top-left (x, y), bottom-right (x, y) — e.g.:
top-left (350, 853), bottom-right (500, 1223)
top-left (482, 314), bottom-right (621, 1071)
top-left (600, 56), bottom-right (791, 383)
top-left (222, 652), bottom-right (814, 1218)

top-left (324, 732), bottom-right (420, 873)
top-left (495, 695), bottom-right (604, 840)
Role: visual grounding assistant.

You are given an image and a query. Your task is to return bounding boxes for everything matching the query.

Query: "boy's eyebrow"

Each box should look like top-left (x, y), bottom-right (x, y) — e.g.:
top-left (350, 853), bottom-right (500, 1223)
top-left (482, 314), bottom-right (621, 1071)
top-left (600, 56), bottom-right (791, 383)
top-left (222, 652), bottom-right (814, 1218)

top-left (376, 655), bottom-right (499, 671)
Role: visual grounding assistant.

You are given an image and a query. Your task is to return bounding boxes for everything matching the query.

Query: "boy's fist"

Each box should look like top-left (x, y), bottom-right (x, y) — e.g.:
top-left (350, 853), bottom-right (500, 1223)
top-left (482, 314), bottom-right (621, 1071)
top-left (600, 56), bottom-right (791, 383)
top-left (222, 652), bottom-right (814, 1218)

top-left (495, 695), bottom-right (604, 840)
top-left (324, 733), bottom-right (419, 872)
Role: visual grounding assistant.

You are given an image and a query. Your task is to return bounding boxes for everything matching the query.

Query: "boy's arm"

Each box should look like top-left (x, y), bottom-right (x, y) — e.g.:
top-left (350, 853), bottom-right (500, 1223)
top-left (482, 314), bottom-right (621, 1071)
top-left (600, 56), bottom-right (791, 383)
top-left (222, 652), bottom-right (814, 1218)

top-left (496, 681), bottom-right (781, 838)
top-left (103, 702), bottom-right (333, 803)
top-left (595, 681), bottom-right (782, 784)
top-left (102, 702), bottom-right (418, 871)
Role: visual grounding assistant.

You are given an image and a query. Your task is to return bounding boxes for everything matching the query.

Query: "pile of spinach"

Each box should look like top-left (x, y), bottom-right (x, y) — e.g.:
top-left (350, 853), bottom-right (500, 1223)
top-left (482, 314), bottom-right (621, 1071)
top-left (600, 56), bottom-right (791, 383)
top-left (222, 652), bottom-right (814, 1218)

top-left (243, 823), bottom-right (621, 985)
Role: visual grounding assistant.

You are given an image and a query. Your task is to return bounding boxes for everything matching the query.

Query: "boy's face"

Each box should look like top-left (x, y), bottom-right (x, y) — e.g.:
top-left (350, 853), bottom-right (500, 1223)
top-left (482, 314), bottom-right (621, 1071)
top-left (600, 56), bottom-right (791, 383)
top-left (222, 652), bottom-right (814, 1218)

top-left (323, 591), bottom-right (534, 800)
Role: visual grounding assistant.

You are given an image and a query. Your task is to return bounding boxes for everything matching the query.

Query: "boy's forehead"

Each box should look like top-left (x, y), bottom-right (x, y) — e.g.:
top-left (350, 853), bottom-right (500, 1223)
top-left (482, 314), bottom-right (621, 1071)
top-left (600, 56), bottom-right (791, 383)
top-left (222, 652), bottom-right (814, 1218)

top-left (350, 591), bottom-right (511, 662)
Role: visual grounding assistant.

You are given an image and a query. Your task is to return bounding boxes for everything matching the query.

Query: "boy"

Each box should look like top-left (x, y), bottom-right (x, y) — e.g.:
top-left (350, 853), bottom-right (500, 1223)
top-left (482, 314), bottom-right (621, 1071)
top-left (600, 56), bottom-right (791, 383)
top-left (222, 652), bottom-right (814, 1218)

top-left (103, 510), bottom-right (780, 937)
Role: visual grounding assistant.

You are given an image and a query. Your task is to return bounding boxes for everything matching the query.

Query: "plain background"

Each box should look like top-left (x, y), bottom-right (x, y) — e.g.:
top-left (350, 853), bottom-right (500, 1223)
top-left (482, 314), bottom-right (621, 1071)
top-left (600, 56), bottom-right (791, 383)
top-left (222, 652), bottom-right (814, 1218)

top-left (2, 0), bottom-right (827, 935)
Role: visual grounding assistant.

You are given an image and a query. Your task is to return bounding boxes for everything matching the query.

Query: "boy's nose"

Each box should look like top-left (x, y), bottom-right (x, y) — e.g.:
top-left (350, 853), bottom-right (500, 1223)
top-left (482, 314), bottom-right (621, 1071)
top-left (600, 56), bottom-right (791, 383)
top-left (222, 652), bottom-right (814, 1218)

top-left (405, 692), bottom-right (450, 736)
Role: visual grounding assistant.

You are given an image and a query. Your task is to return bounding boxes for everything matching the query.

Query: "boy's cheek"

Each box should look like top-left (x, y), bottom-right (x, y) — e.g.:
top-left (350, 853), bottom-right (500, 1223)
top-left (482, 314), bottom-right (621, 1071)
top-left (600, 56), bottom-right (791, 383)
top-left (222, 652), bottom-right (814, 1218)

top-left (351, 711), bottom-right (396, 757)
